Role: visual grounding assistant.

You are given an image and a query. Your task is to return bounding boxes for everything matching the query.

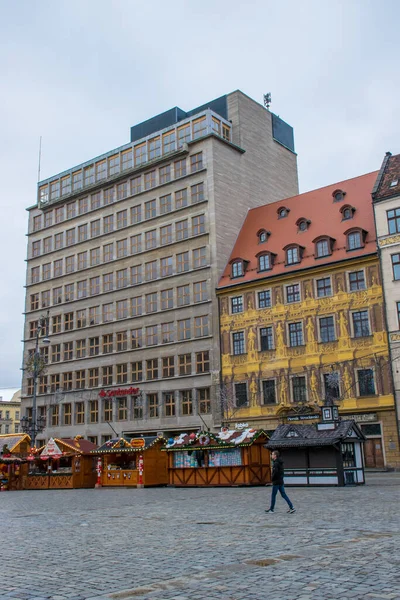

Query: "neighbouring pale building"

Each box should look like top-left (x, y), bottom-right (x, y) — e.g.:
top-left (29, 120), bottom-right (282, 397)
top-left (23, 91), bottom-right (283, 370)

top-left (21, 90), bottom-right (298, 446)
top-left (372, 152), bottom-right (400, 441)
top-left (217, 171), bottom-right (400, 470)
top-left (0, 389), bottom-right (21, 435)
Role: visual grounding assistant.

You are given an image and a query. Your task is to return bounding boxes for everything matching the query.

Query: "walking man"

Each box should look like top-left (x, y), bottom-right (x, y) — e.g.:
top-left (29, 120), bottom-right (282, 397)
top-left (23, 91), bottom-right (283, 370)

top-left (265, 450), bottom-right (296, 513)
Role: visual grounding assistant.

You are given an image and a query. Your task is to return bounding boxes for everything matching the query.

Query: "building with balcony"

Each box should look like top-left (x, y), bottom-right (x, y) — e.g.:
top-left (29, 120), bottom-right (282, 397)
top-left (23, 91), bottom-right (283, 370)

top-left (0, 389), bottom-right (21, 435)
top-left (21, 90), bottom-right (298, 446)
top-left (217, 171), bottom-right (400, 469)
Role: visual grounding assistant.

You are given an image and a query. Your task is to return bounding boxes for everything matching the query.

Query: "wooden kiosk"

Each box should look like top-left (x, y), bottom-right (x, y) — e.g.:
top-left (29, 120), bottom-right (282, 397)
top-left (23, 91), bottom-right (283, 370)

top-left (24, 437), bottom-right (98, 490)
top-left (93, 436), bottom-right (167, 487)
top-left (267, 403), bottom-right (365, 486)
top-left (164, 429), bottom-right (271, 486)
top-left (0, 434), bottom-right (31, 491)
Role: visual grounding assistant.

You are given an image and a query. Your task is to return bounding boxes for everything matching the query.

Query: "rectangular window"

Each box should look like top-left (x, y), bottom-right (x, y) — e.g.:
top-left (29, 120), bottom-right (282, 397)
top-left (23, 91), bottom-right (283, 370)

top-left (33, 215), bottom-right (42, 232)
top-left (53, 259), bottom-right (63, 278)
top-left (131, 265), bottom-right (142, 285)
top-left (163, 130), bottom-right (175, 154)
top-left (161, 256), bottom-right (173, 277)
top-left (31, 266), bottom-right (40, 283)
top-left (193, 247), bottom-right (206, 268)
top-left (212, 116), bottom-right (221, 135)
top-left (103, 303), bottom-right (113, 326)
top-left (131, 328), bottom-right (142, 349)
top-left (30, 293), bottom-right (39, 310)
top-left (76, 401), bottom-right (85, 423)
top-left (43, 236), bottom-right (52, 253)
top-left (103, 243), bottom-right (113, 262)
top-left (257, 290), bottom-right (271, 309)
top-left (104, 215), bottom-right (113, 233)
top-left (116, 299), bottom-right (128, 320)
top-left (62, 372), bottom-right (73, 391)
top-left (76, 339), bottom-right (86, 358)
top-left (76, 370), bottom-right (86, 390)
top-left (178, 123), bottom-right (190, 146)
top-left (131, 204), bottom-right (142, 224)
top-left (76, 309), bottom-right (86, 329)
top-left (77, 280), bottom-right (87, 299)
top-left (66, 228), bottom-right (75, 247)
top-left (181, 390), bottom-right (192, 415)
top-left (190, 152), bottom-right (203, 172)
top-left (130, 234), bottom-right (142, 254)
top-left (146, 359), bottom-right (158, 380)
top-left (51, 344), bottom-right (61, 362)
top-left (116, 364), bottom-right (128, 384)
top-left (117, 238), bottom-right (128, 258)
top-left (323, 373), bottom-right (340, 401)
top-left (88, 369), bottom-right (99, 388)
top-left (89, 337), bottom-right (100, 356)
top-left (174, 158), bottom-right (186, 178)
top-left (193, 281), bottom-right (207, 303)
top-left (64, 312), bottom-right (73, 331)
top-left (288, 322), bottom-right (303, 347)
top-left (164, 392), bottom-right (175, 417)
top-left (134, 142), bottom-right (146, 166)
top-left (145, 199), bottom-right (156, 219)
top-left (176, 219), bottom-right (188, 241)
top-left (132, 361), bottom-right (143, 382)
top-left (160, 224), bottom-right (172, 245)
top-left (84, 166), bottom-right (95, 187)
top-left (96, 160), bottom-right (106, 181)
top-left (145, 229), bottom-right (157, 250)
top-left (144, 171), bottom-right (156, 190)
top-left (64, 256), bottom-right (74, 275)
top-left (52, 315), bottom-right (61, 334)
top-left (116, 331), bottom-right (128, 352)
top-left (146, 325), bottom-right (158, 346)
top-left (387, 208), bottom-right (400, 234)
top-left (231, 296), bottom-right (243, 314)
top-left (358, 369), bottom-right (376, 396)
top-left (130, 175), bottom-right (141, 195)
top-left (161, 322), bottom-right (174, 343)
top-left (63, 341), bottom-right (73, 361)
top-left (54, 232), bottom-right (63, 250)
top-left (178, 318), bottom-right (191, 340)
top-left (55, 207), bottom-right (64, 223)
top-left (196, 350), bottom-right (209, 373)
top-left (286, 284), bottom-right (300, 303)
top-left (90, 219), bottom-right (100, 238)
top-left (316, 277), bottom-right (332, 297)
top-left (193, 118), bottom-right (206, 140)
top-left (192, 214), bottom-right (205, 236)
top-left (131, 296), bottom-right (142, 317)
top-left (51, 405), bottom-right (59, 426)
top-left (292, 376), bottom-right (307, 402)
top-left (194, 315), bottom-right (209, 337)
top-left (148, 393), bottom-right (159, 417)
top-left (179, 353), bottom-right (191, 376)
top-left (101, 273), bottom-right (113, 294)
top-left (392, 254), bottom-right (400, 280)
top-left (286, 247), bottom-right (299, 264)
top-left (78, 197), bottom-right (89, 214)
top-left (148, 137), bottom-right (161, 160)
top-left (117, 182), bottom-right (129, 204)
top-left (162, 356), bottom-right (175, 378)
top-left (352, 310), bottom-right (370, 337)
top-left (145, 260), bottom-right (157, 281)
top-left (42, 263), bottom-right (51, 280)
top-left (78, 224), bottom-right (88, 242)
top-left (89, 305), bottom-right (100, 325)
top-left (235, 383), bottom-right (248, 407)
top-left (177, 284), bottom-right (190, 306)
top-left (41, 289), bottom-right (51, 307)
top-left (159, 164), bottom-right (171, 184)
top-left (77, 251), bottom-right (87, 270)
top-left (198, 388), bottom-right (211, 414)
top-left (103, 188), bottom-right (114, 205)
top-left (161, 289), bottom-right (173, 310)
top-left (102, 333), bottom-right (113, 354)
top-left (260, 326), bottom-right (273, 351)
top-left (348, 231), bottom-right (362, 250)
top-left (145, 292), bottom-right (158, 313)
top-left (117, 209), bottom-right (128, 229)
top-left (116, 269), bottom-right (128, 289)
top-left (233, 331), bottom-right (245, 355)
top-left (177, 251), bottom-right (189, 273)
top-left (90, 276), bottom-right (100, 296)
top-left (222, 123), bottom-right (230, 141)
top-left (319, 316), bottom-right (336, 343)
top-left (175, 188), bottom-right (188, 209)
top-left (89, 400), bottom-right (99, 422)
top-left (160, 194), bottom-right (172, 215)
top-left (50, 374), bottom-right (60, 393)
top-left (108, 154), bottom-right (120, 176)
top-left (262, 380), bottom-right (276, 405)
top-left (349, 270), bottom-right (366, 291)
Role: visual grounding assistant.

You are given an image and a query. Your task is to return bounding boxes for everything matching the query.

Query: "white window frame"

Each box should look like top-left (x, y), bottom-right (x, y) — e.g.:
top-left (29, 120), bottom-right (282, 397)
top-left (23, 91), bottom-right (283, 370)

top-left (259, 325), bottom-right (274, 351)
top-left (314, 275), bottom-right (333, 298)
top-left (230, 295), bottom-right (244, 315)
top-left (285, 282), bottom-right (301, 304)
top-left (350, 308), bottom-right (372, 338)
top-left (347, 267), bottom-right (367, 293)
top-left (231, 330), bottom-right (246, 355)
top-left (286, 320), bottom-right (304, 347)
top-left (318, 314), bottom-right (337, 343)
top-left (256, 288), bottom-right (272, 310)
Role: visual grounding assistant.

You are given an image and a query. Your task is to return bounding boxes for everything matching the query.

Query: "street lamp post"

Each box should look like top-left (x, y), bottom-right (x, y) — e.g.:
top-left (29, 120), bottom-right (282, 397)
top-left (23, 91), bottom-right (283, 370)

top-left (21, 312), bottom-right (50, 447)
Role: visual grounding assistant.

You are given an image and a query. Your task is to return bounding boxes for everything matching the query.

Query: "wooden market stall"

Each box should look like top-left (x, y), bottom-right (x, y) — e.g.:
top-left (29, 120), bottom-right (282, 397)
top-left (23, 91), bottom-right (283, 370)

top-left (0, 434), bottom-right (31, 491)
top-left (93, 436), bottom-right (167, 487)
top-left (24, 437), bottom-right (98, 490)
top-left (267, 404), bottom-right (365, 486)
top-left (164, 429), bottom-right (271, 487)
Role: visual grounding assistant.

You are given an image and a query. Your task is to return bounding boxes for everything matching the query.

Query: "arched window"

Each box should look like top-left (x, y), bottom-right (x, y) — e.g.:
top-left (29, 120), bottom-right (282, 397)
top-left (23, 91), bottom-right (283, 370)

top-left (229, 258), bottom-right (248, 279)
top-left (257, 229), bottom-right (270, 244)
top-left (283, 244), bottom-right (303, 265)
top-left (256, 252), bottom-right (276, 272)
top-left (345, 228), bottom-right (367, 251)
top-left (332, 189), bottom-right (346, 202)
top-left (277, 206), bottom-right (290, 219)
top-left (340, 204), bottom-right (355, 221)
top-left (313, 236), bottom-right (335, 258)
top-left (296, 218), bottom-right (311, 232)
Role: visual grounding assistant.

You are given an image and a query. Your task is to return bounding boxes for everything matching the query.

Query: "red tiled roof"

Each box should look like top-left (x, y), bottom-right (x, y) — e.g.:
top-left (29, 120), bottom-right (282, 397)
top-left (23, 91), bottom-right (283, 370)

top-left (218, 171), bottom-right (378, 288)
top-left (373, 153), bottom-right (400, 201)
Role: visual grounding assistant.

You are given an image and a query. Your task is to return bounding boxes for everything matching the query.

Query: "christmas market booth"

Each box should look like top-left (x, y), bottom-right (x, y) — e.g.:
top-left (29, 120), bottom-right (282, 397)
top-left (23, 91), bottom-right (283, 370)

top-left (0, 434), bottom-right (31, 491)
top-left (93, 436), bottom-right (168, 487)
top-left (164, 428), bottom-right (271, 487)
top-left (267, 403), bottom-right (365, 486)
top-left (24, 437), bottom-right (98, 490)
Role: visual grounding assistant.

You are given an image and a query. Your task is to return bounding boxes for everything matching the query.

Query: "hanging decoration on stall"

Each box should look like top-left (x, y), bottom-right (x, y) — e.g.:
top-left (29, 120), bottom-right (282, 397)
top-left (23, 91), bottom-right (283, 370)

top-left (130, 438), bottom-right (145, 448)
top-left (198, 434), bottom-right (211, 446)
top-left (40, 438), bottom-right (63, 460)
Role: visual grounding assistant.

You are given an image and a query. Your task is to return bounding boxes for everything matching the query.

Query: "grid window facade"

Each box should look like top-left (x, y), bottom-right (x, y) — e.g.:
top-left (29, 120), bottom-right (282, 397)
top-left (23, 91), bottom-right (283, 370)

top-left (162, 356), bottom-right (175, 378)
top-left (161, 289), bottom-right (173, 309)
top-left (289, 322), bottom-right (303, 347)
top-left (181, 390), bottom-right (192, 415)
top-left (198, 388), bottom-right (211, 414)
top-left (349, 271), bottom-right (366, 291)
top-left (319, 316), bottom-right (336, 343)
top-left (179, 353), bottom-right (192, 376)
top-left (316, 277), bottom-right (332, 297)
top-left (260, 326), bottom-right (273, 351)
top-left (196, 351), bottom-right (209, 373)
top-left (231, 296), bottom-right (243, 313)
top-left (233, 331), bottom-right (245, 355)
top-left (352, 310), bottom-right (370, 337)
top-left (292, 376), bottom-right (307, 403)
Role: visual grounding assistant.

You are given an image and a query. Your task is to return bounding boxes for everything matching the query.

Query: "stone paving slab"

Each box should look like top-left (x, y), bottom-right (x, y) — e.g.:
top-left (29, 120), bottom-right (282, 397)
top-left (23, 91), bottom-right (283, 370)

top-left (0, 473), bottom-right (400, 599)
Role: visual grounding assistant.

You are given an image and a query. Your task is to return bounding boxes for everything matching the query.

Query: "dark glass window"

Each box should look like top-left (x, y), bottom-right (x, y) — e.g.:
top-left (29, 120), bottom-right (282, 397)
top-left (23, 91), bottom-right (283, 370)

top-left (231, 296), bottom-right (243, 314)
top-left (286, 284), bottom-right (300, 303)
top-left (232, 331), bottom-right (245, 355)
top-left (323, 372), bottom-right (340, 400)
top-left (232, 261), bottom-right (243, 278)
top-left (352, 311), bottom-right (370, 337)
top-left (316, 277), bottom-right (332, 297)
top-left (349, 271), bottom-right (366, 291)
top-left (292, 376), bottom-right (307, 402)
top-left (288, 322), bottom-right (303, 347)
top-left (260, 326), bottom-right (273, 351)
top-left (286, 247), bottom-right (299, 264)
top-left (259, 254), bottom-right (270, 271)
top-left (258, 290), bottom-right (271, 308)
top-left (358, 369), bottom-right (375, 396)
top-left (319, 316), bottom-right (336, 343)
top-left (262, 380), bottom-right (276, 405)
top-left (235, 383), bottom-right (248, 407)
top-left (387, 208), bottom-right (400, 234)
top-left (316, 239), bottom-right (330, 257)
top-left (342, 442), bottom-right (355, 467)
top-left (392, 254), bottom-right (400, 280)
top-left (348, 231), bottom-right (362, 250)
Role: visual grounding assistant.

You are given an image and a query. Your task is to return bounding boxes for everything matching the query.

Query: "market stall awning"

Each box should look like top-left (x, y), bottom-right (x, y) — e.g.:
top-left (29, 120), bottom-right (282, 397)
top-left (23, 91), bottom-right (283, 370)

top-left (0, 433), bottom-right (31, 454)
top-left (266, 420), bottom-right (365, 449)
top-left (93, 436), bottom-right (165, 454)
top-left (40, 438), bottom-right (63, 459)
top-left (164, 429), bottom-right (269, 451)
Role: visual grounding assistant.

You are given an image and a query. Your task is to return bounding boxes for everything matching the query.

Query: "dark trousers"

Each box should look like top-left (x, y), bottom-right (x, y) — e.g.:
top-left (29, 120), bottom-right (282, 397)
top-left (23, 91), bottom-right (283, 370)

top-left (269, 484), bottom-right (293, 510)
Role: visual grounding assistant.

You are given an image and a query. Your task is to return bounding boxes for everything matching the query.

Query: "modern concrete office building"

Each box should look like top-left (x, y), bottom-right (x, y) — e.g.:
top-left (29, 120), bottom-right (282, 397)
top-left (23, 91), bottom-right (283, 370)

top-left (21, 90), bottom-right (298, 446)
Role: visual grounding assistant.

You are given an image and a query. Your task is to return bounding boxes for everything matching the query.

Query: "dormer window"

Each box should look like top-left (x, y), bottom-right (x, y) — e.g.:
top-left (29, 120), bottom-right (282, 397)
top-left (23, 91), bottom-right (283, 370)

top-left (332, 189), bottom-right (346, 202)
top-left (345, 228), bottom-right (367, 251)
top-left (230, 258), bottom-right (248, 279)
top-left (390, 180), bottom-right (398, 188)
top-left (277, 206), bottom-right (290, 219)
top-left (257, 229), bottom-right (270, 244)
top-left (340, 204), bottom-right (356, 220)
top-left (256, 251), bottom-right (276, 272)
top-left (296, 218), bottom-right (311, 232)
top-left (284, 244), bottom-right (304, 265)
top-left (313, 236), bottom-right (335, 258)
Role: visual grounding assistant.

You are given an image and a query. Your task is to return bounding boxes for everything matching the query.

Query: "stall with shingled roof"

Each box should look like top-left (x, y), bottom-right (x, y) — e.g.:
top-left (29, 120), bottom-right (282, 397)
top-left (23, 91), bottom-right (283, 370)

top-left (164, 428), bottom-right (271, 486)
top-left (24, 436), bottom-right (98, 490)
top-left (266, 401), bottom-right (365, 486)
top-left (92, 436), bottom-right (167, 487)
top-left (0, 434), bottom-right (31, 491)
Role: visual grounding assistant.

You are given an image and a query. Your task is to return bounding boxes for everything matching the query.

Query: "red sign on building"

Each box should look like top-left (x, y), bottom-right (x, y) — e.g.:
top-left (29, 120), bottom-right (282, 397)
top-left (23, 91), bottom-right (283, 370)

top-left (99, 387), bottom-right (140, 398)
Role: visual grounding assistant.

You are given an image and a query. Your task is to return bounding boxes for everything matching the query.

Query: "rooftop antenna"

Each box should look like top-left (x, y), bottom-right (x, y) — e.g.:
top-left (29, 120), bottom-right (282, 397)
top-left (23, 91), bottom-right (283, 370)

top-left (263, 93), bottom-right (272, 110)
top-left (37, 135), bottom-right (42, 182)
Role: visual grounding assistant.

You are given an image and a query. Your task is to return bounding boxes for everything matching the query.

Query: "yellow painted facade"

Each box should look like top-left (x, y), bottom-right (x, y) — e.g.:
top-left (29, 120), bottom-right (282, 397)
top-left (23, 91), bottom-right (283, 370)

top-left (0, 391), bottom-right (21, 435)
top-left (218, 255), bottom-right (400, 469)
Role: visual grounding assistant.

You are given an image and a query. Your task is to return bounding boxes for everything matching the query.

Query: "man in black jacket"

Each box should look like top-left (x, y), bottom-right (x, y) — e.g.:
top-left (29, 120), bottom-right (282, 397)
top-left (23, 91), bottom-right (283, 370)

top-left (265, 450), bottom-right (296, 513)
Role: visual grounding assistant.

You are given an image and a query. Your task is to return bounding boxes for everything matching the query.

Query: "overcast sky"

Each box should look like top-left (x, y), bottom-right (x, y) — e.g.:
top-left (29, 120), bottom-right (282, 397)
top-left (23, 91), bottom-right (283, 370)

top-left (1, 0), bottom-right (399, 388)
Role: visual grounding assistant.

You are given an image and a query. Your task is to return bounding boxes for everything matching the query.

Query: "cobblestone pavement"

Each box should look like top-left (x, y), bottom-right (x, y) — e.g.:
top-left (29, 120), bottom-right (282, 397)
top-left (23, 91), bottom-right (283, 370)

top-left (1, 473), bottom-right (400, 600)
